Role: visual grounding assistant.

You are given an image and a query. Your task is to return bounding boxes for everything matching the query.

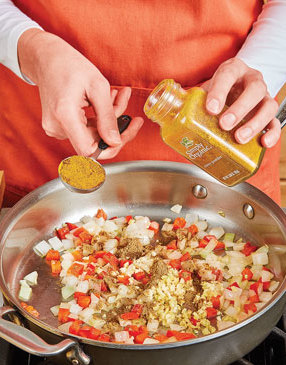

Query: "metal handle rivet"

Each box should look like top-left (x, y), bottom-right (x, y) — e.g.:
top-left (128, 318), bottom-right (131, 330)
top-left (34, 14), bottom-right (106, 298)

top-left (243, 203), bottom-right (255, 219)
top-left (192, 184), bottom-right (208, 199)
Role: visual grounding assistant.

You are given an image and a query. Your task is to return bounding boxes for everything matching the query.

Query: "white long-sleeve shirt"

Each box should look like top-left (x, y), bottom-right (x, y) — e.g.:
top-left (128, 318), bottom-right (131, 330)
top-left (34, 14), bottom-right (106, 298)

top-left (0, 0), bottom-right (286, 96)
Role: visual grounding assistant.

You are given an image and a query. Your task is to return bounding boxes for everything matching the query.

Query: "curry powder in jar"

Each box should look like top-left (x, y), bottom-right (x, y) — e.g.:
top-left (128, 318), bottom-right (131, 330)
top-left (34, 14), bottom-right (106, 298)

top-left (144, 79), bottom-right (265, 186)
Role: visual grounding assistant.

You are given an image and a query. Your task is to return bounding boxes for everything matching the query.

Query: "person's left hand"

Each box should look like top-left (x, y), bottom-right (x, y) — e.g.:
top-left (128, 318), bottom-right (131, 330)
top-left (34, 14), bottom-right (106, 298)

top-left (201, 57), bottom-right (280, 148)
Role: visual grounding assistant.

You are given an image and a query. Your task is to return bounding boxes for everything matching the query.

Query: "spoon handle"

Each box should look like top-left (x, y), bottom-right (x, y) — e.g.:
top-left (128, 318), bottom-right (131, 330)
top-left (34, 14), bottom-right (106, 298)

top-left (91, 115), bottom-right (132, 160)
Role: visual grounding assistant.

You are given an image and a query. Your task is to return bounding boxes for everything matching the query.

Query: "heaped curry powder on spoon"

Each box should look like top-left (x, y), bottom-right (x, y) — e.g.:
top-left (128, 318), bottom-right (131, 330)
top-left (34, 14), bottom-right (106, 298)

top-left (144, 79), bottom-right (265, 186)
top-left (58, 155), bottom-right (105, 192)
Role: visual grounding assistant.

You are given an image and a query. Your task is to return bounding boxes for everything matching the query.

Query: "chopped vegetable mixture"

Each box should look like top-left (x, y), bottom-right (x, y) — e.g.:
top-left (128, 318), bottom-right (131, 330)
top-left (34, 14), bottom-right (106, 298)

top-left (20, 208), bottom-right (280, 344)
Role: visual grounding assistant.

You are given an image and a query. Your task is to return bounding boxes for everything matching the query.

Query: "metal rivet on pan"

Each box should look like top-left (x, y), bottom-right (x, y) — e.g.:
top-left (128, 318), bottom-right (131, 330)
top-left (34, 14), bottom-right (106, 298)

top-left (192, 184), bottom-right (208, 199)
top-left (243, 203), bottom-right (255, 219)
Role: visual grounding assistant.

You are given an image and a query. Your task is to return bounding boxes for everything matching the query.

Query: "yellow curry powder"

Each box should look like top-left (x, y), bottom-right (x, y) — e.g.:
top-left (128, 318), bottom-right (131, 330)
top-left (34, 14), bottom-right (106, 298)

top-left (59, 156), bottom-right (105, 190)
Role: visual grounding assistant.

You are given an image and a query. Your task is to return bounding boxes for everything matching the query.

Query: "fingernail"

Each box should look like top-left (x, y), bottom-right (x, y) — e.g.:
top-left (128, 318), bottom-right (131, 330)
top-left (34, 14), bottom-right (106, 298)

top-left (264, 135), bottom-right (274, 148)
top-left (237, 127), bottom-right (252, 142)
top-left (207, 98), bottom-right (220, 114)
top-left (127, 87), bottom-right (132, 99)
top-left (221, 113), bottom-right (236, 130)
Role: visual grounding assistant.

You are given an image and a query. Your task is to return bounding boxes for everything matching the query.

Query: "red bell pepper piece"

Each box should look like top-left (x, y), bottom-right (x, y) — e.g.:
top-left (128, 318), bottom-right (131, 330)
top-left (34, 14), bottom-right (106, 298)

top-left (169, 259), bottom-right (181, 270)
top-left (72, 250), bottom-right (83, 261)
top-left (206, 307), bottom-right (217, 319)
top-left (79, 231), bottom-right (93, 244)
top-left (133, 272), bottom-right (146, 281)
top-left (68, 263), bottom-right (84, 277)
top-left (154, 334), bottom-right (169, 342)
top-left (149, 221), bottom-right (160, 234)
top-left (102, 252), bottom-right (119, 269)
top-left (120, 312), bottom-right (139, 320)
top-left (242, 268), bottom-right (253, 281)
top-left (135, 332), bottom-right (148, 344)
top-left (74, 292), bottom-right (86, 299)
top-left (189, 316), bottom-right (199, 326)
top-left (97, 334), bottom-right (110, 342)
top-left (94, 251), bottom-right (107, 258)
top-left (203, 235), bottom-right (217, 242)
top-left (179, 270), bottom-right (192, 282)
top-left (214, 241), bottom-right (225, 251)
top-left (77, 295), bottom-right (91, 308)
top-left (263, 281), bottom-right (271, 291)
top-left (95, 208), bottom-right (107, 220)
top-left (241, 242), bottom-right (257, 256)
top-left (244, 303), bottom-right (257, 314)
top-left (250, 281), bottom-right (261, 294)
top-left (166, 240), bottom-right (177, 250)
top-left (51, 260), bottom-right (62, 276)
top-left (199, 239), bottom-right (208, 248)
top-left (66, 222), bottom-right (78, 230)
top-left (88, 327), bottom-right (101, 340)
top-left (78, 325), bottom-right (91, 338)
top-left (211, 295), bottom-right (221, 309)
top-left (180, 252), bottom-right (191, 262)
top-left (125, 215), bottom-right (133, 223)
top-left (86, 263), bottom-right (96, 276)
top-left (73, 227), bottom-right (87, 237)
top-left (188, 224), bottom-right (198, 236)
top-left (132, 304), bottom-right (143, 316)
top-left (117, 275), bottom-right (130, 285)
top-left (173, 217), bottom-right (186, 230)
top-left (69, 320), bottom-right (83, 335)
top-left (249, 294), bottom-right (260, 303)
top-left (101, 281), bottom-right (108, 292)
top-left (166, 330), bottom-right (195, 340)
top-left (126, 325), bottom-right (140, 337)
top-left (119, 259), bottom-right (133, 268)
top-left (46, 249), bottom-right (60, 261)
top-left (56, 226), bottom-right (70, 240)
top-left (58, 308), bottom-right (70, 323)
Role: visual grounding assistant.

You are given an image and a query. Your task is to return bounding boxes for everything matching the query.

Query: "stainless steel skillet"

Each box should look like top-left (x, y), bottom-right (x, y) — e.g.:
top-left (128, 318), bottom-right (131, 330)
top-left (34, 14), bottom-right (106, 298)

top-left (0, 161), bottom-right (285, 365)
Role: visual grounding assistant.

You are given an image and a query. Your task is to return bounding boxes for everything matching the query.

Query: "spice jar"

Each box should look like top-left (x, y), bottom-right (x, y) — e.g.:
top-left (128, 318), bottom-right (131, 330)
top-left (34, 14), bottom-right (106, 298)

top-left (144, 79), bottom-right (265, 186)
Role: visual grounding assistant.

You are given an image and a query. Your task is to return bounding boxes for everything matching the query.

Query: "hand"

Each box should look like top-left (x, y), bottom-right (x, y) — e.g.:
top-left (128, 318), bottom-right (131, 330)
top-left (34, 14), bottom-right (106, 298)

top-left (17, 29), bottom-right (144, 158)
top-left (202, 57), bottom-right (280, 148)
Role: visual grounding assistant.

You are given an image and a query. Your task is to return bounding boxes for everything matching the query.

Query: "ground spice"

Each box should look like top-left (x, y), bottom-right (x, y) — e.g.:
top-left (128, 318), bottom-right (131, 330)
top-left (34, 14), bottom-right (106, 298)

top-left (58, 156), bottom-right (105, 190)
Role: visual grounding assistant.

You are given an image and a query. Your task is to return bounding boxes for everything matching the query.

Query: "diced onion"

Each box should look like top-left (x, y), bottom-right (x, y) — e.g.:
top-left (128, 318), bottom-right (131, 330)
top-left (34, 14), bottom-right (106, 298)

top-left (217, 320), bottom-right (235, 331)
top-left (62, 239), bottom-right (74, 250)
top-left (196, 221), bottom-right (208, 231)
top-left (167, 251), bottom-right (182, 260)
top-left (18, 284), bottom-right (32, 301)
top-left (76, 280), bottom-right (89, 294)
top-left (48, 236), bottom-right (64, 252)
top-left (170, 324), bottom-right (185, 331)
top-left (225, 305), bottom-right (238, 317)
top-left (143, 338), bottom-right (160, 344)
top-left (147, 320), bottom-right (159, 332)
top-left (252, 252), bottom-right (268, 266)
top-left (104, 239), bottom-right (118, 253)
top-left (114, 331), bottom-right (130, 343)
top-left (24, 271), bottom-right (38, 286)
top-left (61, 286), bottom-right (75, 300)
top-left (269, 281), bottom-right (280, 292)
top-left (261, 270), bottom-right (274, 282)
top-left (259, 292), bottom-right (272, 303)
top-left (170, 204), bottom-right (182, 214)
top-left (209, 226), bottom-right (225, 239)
top-left (58, 322), bottom-right (73, 333)
top-left (50, 305), bottom-right (60, 316)
top-left (33, 240), bottom-right (51, 257)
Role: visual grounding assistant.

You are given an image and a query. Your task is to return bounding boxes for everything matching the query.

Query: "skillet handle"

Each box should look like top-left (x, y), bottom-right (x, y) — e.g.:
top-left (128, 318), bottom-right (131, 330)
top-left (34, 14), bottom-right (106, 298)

top-left (0, 306), bottom-right (90, 365)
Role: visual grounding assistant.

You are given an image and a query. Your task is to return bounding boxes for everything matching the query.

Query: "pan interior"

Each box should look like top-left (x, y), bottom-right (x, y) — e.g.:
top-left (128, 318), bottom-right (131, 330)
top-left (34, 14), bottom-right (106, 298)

top-left (0, 162), bottom-right (286, 332)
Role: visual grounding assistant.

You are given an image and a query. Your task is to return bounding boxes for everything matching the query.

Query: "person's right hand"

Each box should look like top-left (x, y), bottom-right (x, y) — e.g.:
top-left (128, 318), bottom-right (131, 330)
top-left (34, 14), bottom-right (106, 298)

top-left (17, 29), bottom-right (144, 158)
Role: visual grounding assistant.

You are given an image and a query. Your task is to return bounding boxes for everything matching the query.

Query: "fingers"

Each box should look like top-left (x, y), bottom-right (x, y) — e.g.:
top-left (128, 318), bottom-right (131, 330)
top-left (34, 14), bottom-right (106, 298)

top-left (206, 58), bottom-right (245, 115)
top-left (87, 79), bottom-right (121, 147)
top-left (112, 87), bottom-right (132, 117)
top-left (219, 76), bottom-right (267, 131)
top-left (234, 97), bottom-right (280, 145)
top-left (98, 116), bottom-right (144, 159)
top-left (260, 118), bottom-right (281, 148)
